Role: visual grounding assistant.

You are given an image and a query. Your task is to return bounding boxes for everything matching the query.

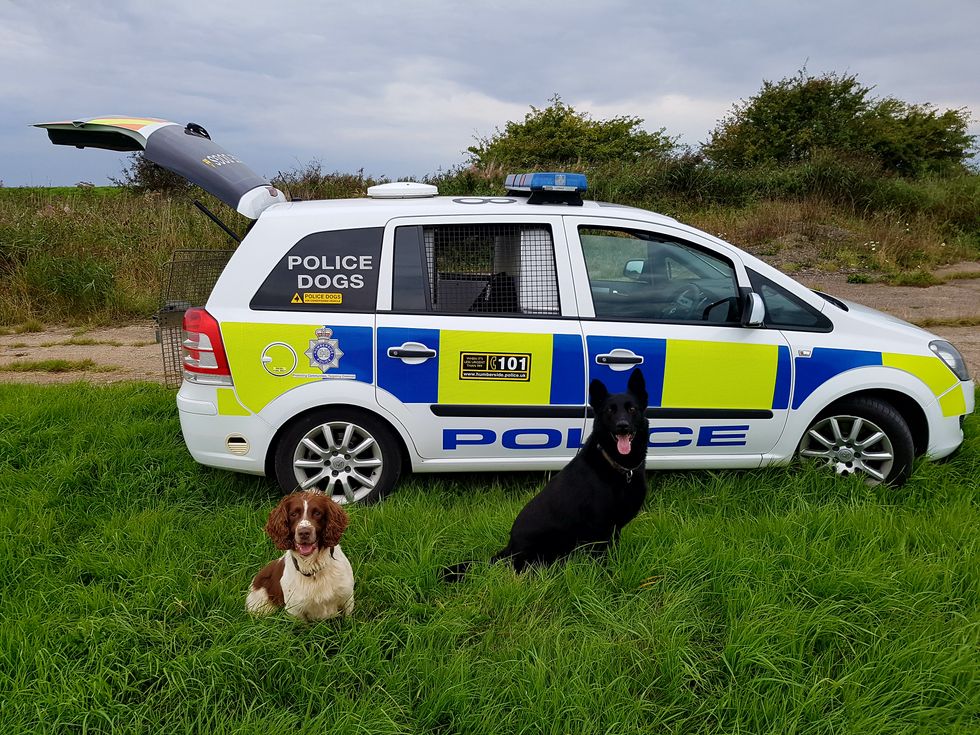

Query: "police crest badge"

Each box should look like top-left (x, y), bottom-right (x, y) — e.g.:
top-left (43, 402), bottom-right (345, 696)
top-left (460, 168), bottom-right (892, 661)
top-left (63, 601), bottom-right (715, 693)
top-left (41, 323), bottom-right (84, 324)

top-left (305, 326), bottom-right (344, 373)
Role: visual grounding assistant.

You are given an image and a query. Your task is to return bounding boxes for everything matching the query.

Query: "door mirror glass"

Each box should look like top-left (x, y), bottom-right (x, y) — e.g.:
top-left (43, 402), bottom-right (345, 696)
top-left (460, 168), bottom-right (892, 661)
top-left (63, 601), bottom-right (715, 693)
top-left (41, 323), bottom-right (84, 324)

top-left (623, 259), bottom-right (645, 279)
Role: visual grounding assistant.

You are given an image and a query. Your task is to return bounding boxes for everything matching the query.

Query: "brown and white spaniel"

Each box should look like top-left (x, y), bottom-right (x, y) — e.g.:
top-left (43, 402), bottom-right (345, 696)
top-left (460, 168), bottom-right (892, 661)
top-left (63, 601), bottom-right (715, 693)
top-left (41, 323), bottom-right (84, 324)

top-left (246, 491), bottom-right (354, 621)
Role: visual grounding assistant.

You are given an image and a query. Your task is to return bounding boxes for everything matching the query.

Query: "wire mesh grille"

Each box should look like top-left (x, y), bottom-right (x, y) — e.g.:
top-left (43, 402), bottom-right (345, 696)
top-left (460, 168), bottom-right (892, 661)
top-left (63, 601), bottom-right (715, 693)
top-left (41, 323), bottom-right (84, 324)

top-left (157, 249), bottom-right (234, 389)
top-left (422, 224), bottom-right (558, 315)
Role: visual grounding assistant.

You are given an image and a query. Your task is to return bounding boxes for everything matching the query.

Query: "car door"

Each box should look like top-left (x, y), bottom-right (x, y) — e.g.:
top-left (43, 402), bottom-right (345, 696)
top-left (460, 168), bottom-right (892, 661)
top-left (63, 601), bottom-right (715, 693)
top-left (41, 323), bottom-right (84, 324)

top-left (564, 217), bottom-right (792, 468)
top-left (375, 215), bottom-right (587, 463)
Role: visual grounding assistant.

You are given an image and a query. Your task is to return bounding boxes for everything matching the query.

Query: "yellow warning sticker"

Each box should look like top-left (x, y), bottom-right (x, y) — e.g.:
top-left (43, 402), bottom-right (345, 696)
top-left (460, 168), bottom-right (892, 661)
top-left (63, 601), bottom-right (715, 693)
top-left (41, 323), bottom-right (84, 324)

top-left (294, 292), bottom-right (342, 305)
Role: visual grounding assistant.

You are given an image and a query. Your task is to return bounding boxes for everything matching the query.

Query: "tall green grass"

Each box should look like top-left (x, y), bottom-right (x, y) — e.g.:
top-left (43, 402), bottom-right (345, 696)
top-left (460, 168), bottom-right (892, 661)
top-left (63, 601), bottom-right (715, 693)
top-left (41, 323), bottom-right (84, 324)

top-left (1, 161), bottom-right (978, 326)
top-left (1, 382), bottom-right (977, 733)
top-left (0, 188), bottom-right (245, 325)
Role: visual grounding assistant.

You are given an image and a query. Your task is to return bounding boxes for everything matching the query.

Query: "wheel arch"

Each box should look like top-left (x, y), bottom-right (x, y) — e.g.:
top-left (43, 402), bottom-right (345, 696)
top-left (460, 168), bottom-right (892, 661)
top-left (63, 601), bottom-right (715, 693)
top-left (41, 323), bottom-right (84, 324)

top-left (819, 388), bottom-right (929, 456)
top-left (263, 403), bottom-right (413, 481)
top-left (781, 365), bottom-right (939, 460)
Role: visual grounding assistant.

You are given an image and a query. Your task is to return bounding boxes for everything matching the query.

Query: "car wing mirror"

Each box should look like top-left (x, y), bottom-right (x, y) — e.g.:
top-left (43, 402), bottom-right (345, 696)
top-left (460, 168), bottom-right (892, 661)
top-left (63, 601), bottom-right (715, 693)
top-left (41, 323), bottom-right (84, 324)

top-left (741, 292), bottom-right (766, 327)
top-left (623, 259), bottom-right (645, 279)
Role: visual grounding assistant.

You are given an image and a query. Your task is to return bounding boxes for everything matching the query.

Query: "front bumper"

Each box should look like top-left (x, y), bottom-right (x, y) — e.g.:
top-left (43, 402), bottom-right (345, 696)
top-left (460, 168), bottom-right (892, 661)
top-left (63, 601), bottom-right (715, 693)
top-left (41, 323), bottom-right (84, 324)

top-left (927, 380), bottom-right (975, 460)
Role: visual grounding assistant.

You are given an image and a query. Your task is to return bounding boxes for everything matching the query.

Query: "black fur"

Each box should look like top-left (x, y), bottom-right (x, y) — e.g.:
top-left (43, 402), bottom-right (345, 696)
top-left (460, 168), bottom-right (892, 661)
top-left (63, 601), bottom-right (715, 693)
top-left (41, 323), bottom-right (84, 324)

top-left (444, 368), bottom-right (649, 580)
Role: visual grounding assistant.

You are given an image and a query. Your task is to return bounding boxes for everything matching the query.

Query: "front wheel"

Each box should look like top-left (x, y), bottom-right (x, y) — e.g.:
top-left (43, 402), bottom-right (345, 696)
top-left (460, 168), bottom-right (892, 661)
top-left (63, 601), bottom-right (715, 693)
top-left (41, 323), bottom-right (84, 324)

top-left (273, 409), bottom-right (402, 504)
top-left (797, 396), bottom-right (915, 486)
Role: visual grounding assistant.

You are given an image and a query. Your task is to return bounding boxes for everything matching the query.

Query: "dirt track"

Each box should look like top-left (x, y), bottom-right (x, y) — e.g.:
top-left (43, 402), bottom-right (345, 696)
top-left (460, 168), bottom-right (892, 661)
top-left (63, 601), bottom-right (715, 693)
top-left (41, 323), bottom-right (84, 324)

top-left (1, 264), bottom-right (978, 385)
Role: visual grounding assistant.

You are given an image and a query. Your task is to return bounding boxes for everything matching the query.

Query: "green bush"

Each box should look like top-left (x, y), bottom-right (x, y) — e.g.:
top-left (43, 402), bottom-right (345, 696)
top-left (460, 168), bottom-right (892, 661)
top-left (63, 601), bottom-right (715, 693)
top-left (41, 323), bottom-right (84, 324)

top-left (704, 70), bottom-right (975, 177)
top-left (271, 162), bottom-right (388, 201)
top-left (422, 165), bottom-right (501, 197)
top-left (112, 153), bottom-right (194, 195)
top-left (468, 95), bottom-right (677, 169)
top-left (917, 174), bottom-right (980, 234)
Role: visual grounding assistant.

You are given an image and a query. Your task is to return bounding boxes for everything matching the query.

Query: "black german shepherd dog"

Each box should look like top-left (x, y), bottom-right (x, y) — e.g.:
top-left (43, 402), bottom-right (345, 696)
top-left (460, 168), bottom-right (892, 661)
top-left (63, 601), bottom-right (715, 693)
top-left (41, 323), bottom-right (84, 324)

top-left (444, 368), bottom-right (649, 579)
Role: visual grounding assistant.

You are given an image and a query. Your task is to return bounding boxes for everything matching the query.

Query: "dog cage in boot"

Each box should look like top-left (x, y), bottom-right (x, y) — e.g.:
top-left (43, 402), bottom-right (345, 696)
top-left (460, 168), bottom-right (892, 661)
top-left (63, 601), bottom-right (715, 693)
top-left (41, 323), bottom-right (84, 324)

top-left (156, 249), bottom-right (235, 388)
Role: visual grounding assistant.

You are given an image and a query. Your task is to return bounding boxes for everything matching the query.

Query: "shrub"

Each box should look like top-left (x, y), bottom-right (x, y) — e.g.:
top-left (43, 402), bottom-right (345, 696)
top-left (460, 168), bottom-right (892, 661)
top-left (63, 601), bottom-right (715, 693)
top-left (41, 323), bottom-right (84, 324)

top-left (468, 95), bottom-right (677, 169)
top-left (112, 153), bottom-right (194, 195)
top-left (704, 69), bottom-right (975, 177)
top-left (271, 162), bottom-right (389, 201)
top-left (422, 165), bottom-right (501, 197)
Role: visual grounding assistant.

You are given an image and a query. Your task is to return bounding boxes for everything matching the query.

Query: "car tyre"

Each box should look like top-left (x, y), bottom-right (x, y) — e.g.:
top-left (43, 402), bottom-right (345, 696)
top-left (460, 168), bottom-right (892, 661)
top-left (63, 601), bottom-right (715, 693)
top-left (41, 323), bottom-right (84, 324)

top-left (797, 396), bottom-right (915, 486)
top-left (273, 408), bottom-right (402, 504)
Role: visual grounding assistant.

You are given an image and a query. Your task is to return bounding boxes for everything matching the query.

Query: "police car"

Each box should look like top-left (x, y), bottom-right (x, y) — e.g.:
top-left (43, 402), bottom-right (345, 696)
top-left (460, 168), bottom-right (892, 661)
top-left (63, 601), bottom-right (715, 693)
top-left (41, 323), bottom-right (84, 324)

top-left (38, 117), bottom-right (975, 503)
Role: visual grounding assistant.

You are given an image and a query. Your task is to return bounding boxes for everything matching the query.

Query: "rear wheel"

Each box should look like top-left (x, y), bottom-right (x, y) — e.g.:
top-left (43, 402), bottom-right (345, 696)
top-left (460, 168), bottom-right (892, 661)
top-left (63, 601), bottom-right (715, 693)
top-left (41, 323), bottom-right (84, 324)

top-left (797, 396), bottom-right (915, 486)
top-left (273, 408), bottom-right (402, 504)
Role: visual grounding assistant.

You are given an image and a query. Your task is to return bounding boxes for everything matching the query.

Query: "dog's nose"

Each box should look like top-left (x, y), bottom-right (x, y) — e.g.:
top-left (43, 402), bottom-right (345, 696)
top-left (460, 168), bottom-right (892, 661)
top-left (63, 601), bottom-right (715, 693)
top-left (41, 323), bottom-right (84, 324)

top-left (297, 526), bottom-right (315, 542)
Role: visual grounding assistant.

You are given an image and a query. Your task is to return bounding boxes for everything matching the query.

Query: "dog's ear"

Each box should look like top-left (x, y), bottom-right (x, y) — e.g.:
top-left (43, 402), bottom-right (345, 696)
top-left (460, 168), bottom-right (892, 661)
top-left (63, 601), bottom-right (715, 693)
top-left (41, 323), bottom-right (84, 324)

top-left (627, 368), bottom-right (648, 410)
top-left (321, 499), bottom-right (349, 549)
top-left (588, 378), bottom-right (610, 411)
top-left (264, 496), bottom-right (293, 551)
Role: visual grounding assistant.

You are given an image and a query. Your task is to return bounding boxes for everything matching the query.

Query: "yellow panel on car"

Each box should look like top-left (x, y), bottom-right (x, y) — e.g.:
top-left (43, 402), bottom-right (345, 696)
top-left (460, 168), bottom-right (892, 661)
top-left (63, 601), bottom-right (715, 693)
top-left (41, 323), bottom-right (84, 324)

top-left (939, 384), bottom-right (967, 417)
top-left (222, 322), bottom-right (374, 413)
top-left (662, 340), bottom-right (778, 409)
top-left (216, 387), bottom-right (251, 416)
top-left (882, 353), bottom-right (958, 398)
top-left (438, 330), bottom-right (553, 405)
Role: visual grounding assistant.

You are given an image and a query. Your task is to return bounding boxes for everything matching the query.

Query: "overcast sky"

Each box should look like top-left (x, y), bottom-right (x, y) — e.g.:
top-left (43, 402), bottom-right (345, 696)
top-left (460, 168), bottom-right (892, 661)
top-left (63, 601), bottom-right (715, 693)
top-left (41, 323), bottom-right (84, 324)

top-left (2, 0), bottom-right (978, 187)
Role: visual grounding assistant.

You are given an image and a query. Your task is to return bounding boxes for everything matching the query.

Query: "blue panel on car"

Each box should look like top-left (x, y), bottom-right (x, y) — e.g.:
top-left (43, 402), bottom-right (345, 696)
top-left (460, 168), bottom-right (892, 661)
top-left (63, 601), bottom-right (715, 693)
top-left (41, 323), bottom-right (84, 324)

top-left (377, 327), bottom-right (440, 403)
top-left (772, 344), bottom-right (792, 410)
top-left (793, 347), bottom-right (882, 409)
top-left (549, 333), bottom-right (586, 405)
top-left (586, 335), bottom-right (667, 407)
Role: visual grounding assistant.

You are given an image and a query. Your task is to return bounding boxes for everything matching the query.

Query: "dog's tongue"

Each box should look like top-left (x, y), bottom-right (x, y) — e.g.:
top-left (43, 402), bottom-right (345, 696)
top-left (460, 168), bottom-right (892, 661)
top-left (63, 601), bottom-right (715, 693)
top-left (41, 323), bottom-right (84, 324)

top-left (617, 434), bottom-right (633, 455)
top-left (297, 543), bottom-right (316, 556)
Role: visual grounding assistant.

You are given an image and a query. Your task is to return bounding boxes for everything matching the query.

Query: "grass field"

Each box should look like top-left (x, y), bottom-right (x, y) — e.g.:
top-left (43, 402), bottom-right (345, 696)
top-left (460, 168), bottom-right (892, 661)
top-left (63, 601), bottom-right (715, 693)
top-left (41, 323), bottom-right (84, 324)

top-left (1, 382), bottom-right (978, 734)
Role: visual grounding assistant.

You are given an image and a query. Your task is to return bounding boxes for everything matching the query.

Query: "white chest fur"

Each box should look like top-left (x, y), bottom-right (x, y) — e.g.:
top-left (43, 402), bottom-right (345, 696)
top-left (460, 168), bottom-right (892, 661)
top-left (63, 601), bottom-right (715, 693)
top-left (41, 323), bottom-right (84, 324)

top-left (280, 546), bottom-right (355, 621)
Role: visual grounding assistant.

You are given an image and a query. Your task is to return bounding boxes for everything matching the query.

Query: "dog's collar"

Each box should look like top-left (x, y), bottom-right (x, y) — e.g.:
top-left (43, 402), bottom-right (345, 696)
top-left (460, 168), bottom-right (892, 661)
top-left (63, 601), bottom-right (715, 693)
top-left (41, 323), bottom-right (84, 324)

top-left (599, 446), bottom-right (645, 482)
top-left (290, 547), bottom-right (335, 578)
top-left (291, 553), bottom-right (316, 578)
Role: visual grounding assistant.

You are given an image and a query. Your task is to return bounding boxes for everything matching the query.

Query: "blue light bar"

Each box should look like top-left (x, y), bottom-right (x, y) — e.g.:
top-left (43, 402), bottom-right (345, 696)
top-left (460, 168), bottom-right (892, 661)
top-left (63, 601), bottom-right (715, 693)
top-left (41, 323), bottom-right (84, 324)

top-left (504, 172), bottom-right (588, 192)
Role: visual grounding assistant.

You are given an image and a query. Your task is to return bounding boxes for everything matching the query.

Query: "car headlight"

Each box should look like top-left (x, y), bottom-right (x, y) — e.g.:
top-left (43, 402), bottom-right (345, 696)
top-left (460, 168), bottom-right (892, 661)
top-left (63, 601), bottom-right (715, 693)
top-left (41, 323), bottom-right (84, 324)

top-left (929, 340), bottom-right (971, 381)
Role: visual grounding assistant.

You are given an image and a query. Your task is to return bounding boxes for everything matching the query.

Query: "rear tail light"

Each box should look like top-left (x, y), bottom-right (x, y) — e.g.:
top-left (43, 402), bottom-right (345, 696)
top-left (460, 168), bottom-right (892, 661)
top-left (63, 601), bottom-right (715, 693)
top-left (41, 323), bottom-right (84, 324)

top-left (182, 307), bottom-right (233, 385)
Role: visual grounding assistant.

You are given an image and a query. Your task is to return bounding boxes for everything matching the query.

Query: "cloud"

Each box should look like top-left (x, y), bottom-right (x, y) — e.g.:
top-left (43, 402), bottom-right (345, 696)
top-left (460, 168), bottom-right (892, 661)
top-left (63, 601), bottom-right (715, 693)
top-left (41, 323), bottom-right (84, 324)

top-left (3, 0), bottom-right (979, 185)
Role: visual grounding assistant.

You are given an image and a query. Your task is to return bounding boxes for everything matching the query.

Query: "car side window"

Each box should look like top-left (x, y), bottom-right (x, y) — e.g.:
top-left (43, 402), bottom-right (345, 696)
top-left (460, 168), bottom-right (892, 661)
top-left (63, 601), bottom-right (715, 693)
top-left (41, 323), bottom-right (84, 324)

top-left (580, 227), bottom-right (739, 323)
top-left (392, 223), bottom-right (559, 316)
top-left (747, 269), bottom-right (833, 331)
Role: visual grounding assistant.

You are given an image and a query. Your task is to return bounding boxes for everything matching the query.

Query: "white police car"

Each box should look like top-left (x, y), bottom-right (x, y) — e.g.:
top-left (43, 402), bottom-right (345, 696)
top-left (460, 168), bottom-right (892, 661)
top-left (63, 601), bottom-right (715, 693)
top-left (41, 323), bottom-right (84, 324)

top-left (38, 117), bottom-right (975, 503)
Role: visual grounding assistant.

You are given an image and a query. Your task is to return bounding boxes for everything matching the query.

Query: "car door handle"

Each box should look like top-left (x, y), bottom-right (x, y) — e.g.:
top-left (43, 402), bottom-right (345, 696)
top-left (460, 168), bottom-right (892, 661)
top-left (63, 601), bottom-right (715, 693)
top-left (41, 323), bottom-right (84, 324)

top-left (387, 342), bottom-right (437, 360)
top-left (596, 349), bottom-right (644, 366)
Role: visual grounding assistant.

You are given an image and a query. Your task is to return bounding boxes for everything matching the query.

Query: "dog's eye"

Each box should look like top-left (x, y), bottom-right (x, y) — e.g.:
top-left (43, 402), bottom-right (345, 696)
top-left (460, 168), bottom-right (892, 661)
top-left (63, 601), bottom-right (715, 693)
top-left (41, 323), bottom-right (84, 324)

top-left (628, 406), bottom-right (636, 414)
top-left (289, 509), bottom-right (299, 517)
top-left (312, 509), bottom-right (321, 517)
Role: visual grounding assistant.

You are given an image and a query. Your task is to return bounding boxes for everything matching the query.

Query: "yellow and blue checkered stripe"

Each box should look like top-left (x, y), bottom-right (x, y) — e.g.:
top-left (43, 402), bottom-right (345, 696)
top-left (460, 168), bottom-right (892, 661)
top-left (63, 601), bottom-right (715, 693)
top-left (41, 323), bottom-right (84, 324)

top-left (587, 336), bottom-right (792, 412)
top-left (216, 325), bottom-right (966, 419)
top-left (377, 327), bottom-right (584, 405)
top-left (793, 347), bottom-right (965, 416)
